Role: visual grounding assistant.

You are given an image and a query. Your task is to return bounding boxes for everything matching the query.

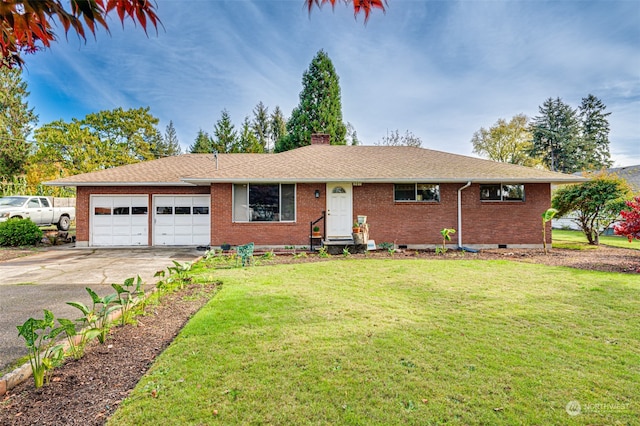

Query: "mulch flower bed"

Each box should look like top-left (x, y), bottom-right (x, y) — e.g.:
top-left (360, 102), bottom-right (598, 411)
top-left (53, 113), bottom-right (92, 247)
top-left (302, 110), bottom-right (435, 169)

top-left (0, 244), bottom-right (637, 425)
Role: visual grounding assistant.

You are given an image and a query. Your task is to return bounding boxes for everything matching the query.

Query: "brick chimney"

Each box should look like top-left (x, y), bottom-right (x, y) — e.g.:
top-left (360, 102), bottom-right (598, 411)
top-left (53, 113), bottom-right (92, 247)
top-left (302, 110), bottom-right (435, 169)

top-left (310, 133), bottom-right (330, 145)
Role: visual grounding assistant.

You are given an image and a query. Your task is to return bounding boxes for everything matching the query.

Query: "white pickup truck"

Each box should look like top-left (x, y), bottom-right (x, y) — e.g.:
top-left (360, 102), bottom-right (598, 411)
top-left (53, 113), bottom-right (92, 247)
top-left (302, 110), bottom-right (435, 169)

top-left (0, 196), bottom-right (76, 231)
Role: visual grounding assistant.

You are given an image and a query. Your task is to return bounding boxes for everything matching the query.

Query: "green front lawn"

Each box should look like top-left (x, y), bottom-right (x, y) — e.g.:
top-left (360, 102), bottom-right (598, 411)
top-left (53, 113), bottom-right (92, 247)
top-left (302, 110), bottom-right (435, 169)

top-left (109, 260), bottom-right (639, 425)
top-left (553, 229), bottom-right (640, 250)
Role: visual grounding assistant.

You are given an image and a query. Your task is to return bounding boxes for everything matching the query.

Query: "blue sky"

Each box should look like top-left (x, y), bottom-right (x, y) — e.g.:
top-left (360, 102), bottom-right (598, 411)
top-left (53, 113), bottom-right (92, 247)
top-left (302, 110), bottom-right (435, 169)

top-left (23, 0), bottom-right (640, 166)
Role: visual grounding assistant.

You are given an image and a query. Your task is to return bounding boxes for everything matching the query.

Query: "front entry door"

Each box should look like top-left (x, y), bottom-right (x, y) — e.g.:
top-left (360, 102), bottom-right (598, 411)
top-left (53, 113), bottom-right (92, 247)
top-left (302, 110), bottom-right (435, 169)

top-left (326, 183), bottom-right (353, 239)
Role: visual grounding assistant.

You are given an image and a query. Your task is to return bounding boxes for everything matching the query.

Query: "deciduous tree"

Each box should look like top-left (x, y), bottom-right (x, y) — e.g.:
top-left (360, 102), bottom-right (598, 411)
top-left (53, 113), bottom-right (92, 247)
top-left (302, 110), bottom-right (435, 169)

top-left (552, 173), bottom-right (632, 245)
top-left (3, 1), bottom-right (386, 67)
top-left (1, 0), bottom-right (160, 68)
top-left (276, 50), bottom-right (346, 152)
top-left (82, 107), bottom-right (163, 164)
top-left (0, 66), bottom-right (37, 179)
top-left (376, 129), bottom-right (422, 147)
top-left (614, 196), bottom-right (640, 242)
top-left (306, 0), bottom-right (387, 22)
top-left (29, 107), bottom-right (166, 183)
top-left (471, 114), bottom-right (540, 167)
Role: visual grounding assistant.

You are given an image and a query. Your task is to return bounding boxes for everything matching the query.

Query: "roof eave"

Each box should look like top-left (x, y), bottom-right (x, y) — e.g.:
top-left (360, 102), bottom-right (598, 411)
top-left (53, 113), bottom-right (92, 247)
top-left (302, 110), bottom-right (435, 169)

top-left (45, 181), bottom-right (200, 187)
top-left (181, 176), bottom-right (589, 185)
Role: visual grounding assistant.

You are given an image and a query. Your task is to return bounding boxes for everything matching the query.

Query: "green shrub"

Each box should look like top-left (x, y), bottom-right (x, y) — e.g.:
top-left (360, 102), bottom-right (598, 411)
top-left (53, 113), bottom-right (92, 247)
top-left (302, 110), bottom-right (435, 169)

top-left (0, 218), bottom-right (43, 246)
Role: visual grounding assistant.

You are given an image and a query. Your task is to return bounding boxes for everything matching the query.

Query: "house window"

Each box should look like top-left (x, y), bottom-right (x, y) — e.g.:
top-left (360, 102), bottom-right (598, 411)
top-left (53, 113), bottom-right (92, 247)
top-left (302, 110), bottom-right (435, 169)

top-left (394, 184), bottom-right (440, 202)
top-left (233, 183), bottom-right (296, 222)
top-left (480, 184), bottom-right (525, 201)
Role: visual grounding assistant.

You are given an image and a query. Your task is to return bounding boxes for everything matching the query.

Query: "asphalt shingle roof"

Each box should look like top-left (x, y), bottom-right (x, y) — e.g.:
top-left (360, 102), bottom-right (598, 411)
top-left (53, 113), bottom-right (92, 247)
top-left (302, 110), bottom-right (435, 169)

top-left (47, 145), bottom-right (586, 186)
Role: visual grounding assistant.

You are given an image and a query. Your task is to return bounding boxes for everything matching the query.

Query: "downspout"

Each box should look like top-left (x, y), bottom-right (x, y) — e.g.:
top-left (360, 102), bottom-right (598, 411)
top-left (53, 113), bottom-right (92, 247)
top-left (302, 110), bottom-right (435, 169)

top-left (457, 181), bottom-right (472, 249)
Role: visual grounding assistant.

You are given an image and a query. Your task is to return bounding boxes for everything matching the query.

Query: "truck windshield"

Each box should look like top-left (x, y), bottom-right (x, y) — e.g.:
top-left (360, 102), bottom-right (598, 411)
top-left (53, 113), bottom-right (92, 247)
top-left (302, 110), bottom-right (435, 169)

top-left (0, 197), bottom-right (28, 207)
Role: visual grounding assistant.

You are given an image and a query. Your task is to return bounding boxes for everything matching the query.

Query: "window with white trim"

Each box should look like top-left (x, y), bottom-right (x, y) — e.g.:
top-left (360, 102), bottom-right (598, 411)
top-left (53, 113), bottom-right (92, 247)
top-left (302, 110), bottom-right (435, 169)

top-left (233, 184), bottom-right (296, 222)
top-left (480, 184), bottom-right (525, 201)
top-left (394, 184), bottom-right (440, 202)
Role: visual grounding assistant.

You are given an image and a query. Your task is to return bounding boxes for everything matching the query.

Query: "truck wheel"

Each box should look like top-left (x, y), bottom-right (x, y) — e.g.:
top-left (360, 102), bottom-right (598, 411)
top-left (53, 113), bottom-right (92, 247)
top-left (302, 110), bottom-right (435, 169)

top-left (57, 215), bottom-right (71, 231)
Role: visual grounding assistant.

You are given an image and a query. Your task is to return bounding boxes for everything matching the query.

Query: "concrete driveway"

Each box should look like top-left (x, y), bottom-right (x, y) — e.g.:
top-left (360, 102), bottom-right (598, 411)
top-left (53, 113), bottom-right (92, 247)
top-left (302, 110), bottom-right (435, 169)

top-left (0, 247), bottom-right (202, 371)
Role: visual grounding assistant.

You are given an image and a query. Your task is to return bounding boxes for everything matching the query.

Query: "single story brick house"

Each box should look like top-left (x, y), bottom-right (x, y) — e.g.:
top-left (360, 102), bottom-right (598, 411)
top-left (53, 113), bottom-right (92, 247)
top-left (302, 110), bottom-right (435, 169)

top-left (47, 135), bottom-right (585, 249)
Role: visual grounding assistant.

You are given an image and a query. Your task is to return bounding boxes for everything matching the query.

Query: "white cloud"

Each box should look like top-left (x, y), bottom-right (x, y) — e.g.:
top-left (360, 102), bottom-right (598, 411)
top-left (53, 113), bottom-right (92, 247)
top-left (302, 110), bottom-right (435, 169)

top-left (22, 0), bottom-right (640, 165)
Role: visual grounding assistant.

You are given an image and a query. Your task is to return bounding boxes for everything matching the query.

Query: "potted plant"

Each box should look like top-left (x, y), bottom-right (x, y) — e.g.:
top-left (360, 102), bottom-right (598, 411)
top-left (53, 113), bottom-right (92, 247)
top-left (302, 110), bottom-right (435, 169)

top-left (312, 226), bottom-right (321, 238)
top-left (352, 221), bottom-right (361, 233)
top-left (221, 242), bottom-right (231, 251)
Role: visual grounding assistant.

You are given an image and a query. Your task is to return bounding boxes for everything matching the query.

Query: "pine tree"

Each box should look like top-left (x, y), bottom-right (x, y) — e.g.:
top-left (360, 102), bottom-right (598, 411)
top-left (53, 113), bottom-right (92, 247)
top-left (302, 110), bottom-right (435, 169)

top-left (156, 120), bottom-right (182, 157)
top-left (276, 50), bottom-right (346, 152)
top-left (578, 94), bottom-right (612, 170)
top-left (213, 109), bottom-right (238, 153)
top-left (189, 129), bottom-right (213, 153)
top-left (252, 101), bottom-right (270, 152)
top-left (530, 97), bottom-right (580, 173)
top-left (0, 66), bottom-right (37, 179)
top-left (346, 122), bottom-right (360, 146)
top-left (239, 116), bottom-right (264, 153)
top-left (269, 106), bottom-right (287, 153)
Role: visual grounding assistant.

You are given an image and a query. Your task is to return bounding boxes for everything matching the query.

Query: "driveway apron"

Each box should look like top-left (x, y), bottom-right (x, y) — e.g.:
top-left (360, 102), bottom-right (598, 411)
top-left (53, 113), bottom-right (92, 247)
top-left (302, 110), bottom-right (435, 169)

top-left (0, 247), bottom-right (201, 371)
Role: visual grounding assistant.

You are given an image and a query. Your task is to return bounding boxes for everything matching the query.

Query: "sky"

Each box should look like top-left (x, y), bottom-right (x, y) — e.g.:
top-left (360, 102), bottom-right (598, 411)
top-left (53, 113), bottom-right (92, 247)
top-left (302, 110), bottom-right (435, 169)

top-left (21, 0), bottom-right (640, 166)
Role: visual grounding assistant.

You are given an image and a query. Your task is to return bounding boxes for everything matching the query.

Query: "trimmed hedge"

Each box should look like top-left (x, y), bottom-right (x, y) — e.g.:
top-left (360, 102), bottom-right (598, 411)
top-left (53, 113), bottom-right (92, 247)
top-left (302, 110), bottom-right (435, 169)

top-left (0, 218), bottom-right (43, 246)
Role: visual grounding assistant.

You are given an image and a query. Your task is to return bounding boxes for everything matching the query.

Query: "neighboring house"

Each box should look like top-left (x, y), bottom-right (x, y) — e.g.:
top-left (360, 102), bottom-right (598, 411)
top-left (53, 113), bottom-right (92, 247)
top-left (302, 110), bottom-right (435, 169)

top-left (47, 134), bottom-right (584, 249)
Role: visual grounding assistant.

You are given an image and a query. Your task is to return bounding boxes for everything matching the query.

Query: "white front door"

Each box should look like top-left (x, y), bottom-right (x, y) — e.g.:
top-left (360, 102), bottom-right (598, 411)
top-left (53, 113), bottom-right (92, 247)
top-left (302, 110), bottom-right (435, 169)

top-left (326, 183), bottom-right (352, 239)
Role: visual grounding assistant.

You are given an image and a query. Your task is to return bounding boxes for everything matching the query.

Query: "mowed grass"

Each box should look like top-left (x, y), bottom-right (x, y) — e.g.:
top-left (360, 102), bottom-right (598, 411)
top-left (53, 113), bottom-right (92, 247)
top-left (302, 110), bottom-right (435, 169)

top-left (110, 260), bottom-right (639, 425)
top-left (553, 228), bottom-right (640, 250)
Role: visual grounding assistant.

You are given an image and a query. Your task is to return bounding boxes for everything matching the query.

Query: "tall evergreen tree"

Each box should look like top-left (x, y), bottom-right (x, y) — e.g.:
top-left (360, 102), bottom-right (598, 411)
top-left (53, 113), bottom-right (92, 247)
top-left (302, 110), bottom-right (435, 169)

top-left (276, 50), bottom-right (346, 152)
top-left (156, 120), bottom-right (182, 157)
top-left (189, 129), bottom-right (213, 153)
top-left (252, 101), bottom-right (270, 152)
top-left (346, 122), bottom-right (360, 146)
top-left (0, 66), bottom-right (37, 179)
top-left (239, 116), bottom-right (264, 153)
top-left (578, 94), bottom-right (612, 170)
top-left (269, 106), bottom-right (287, 153)
top-left (213, 109), bottom-right (238, 153)
top-left (530, 97), bottom-right (580, 173)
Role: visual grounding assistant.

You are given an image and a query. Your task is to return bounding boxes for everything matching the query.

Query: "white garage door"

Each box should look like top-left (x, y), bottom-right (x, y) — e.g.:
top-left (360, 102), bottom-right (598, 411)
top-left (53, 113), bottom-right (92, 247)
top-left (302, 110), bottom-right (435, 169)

top-left (91, 196), bottom-right (149, 246)
top-left (153, 196), bottom-right (211, 246)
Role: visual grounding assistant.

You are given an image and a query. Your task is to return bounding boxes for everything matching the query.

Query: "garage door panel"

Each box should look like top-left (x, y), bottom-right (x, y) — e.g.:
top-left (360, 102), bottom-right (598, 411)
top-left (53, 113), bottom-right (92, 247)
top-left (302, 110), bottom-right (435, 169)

top-left (91, 196), bottom-right (148, 247)
top-left (152, 196), bottom-right (210, 246)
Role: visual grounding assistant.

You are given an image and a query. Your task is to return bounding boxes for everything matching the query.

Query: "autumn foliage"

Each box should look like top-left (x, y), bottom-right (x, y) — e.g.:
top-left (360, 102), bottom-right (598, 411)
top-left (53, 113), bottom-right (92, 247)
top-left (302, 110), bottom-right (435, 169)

top-left (614, 195), bottom-right (640, 242)
top-left (1, 0), bottom-right (160, 67)
top-left (306, 0), bottom-right (387, 22)
top-left (2, 1), bottom-right (387, 67)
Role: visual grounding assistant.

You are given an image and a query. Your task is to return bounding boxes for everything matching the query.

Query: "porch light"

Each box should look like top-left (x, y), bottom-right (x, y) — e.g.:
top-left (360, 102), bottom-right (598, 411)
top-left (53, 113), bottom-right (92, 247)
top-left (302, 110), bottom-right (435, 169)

top-left (315, 189), bottom-right (321, 198)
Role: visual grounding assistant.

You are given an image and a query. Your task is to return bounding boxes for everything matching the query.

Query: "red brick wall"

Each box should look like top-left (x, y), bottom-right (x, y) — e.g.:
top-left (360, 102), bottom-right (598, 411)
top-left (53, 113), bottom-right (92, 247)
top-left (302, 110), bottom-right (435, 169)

top-left (353, 183), bottom-right (551, 246)
top-left (211, 183), bottom-right (326, 246)
top-left (78, 182), bottom-right (551, 247)
top-left (76, 186), bottom-right (210, 245)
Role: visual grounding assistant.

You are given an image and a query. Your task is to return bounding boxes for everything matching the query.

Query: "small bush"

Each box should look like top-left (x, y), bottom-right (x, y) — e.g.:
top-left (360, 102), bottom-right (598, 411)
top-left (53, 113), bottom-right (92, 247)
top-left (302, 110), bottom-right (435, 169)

top-left (0, 218), bottom-right (43, 246)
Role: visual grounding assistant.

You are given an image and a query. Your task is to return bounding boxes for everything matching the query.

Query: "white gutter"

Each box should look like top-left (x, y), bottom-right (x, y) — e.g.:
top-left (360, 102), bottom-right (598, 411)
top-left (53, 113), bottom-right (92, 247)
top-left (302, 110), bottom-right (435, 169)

top-left (457, 181), bottom-right (472, 248)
